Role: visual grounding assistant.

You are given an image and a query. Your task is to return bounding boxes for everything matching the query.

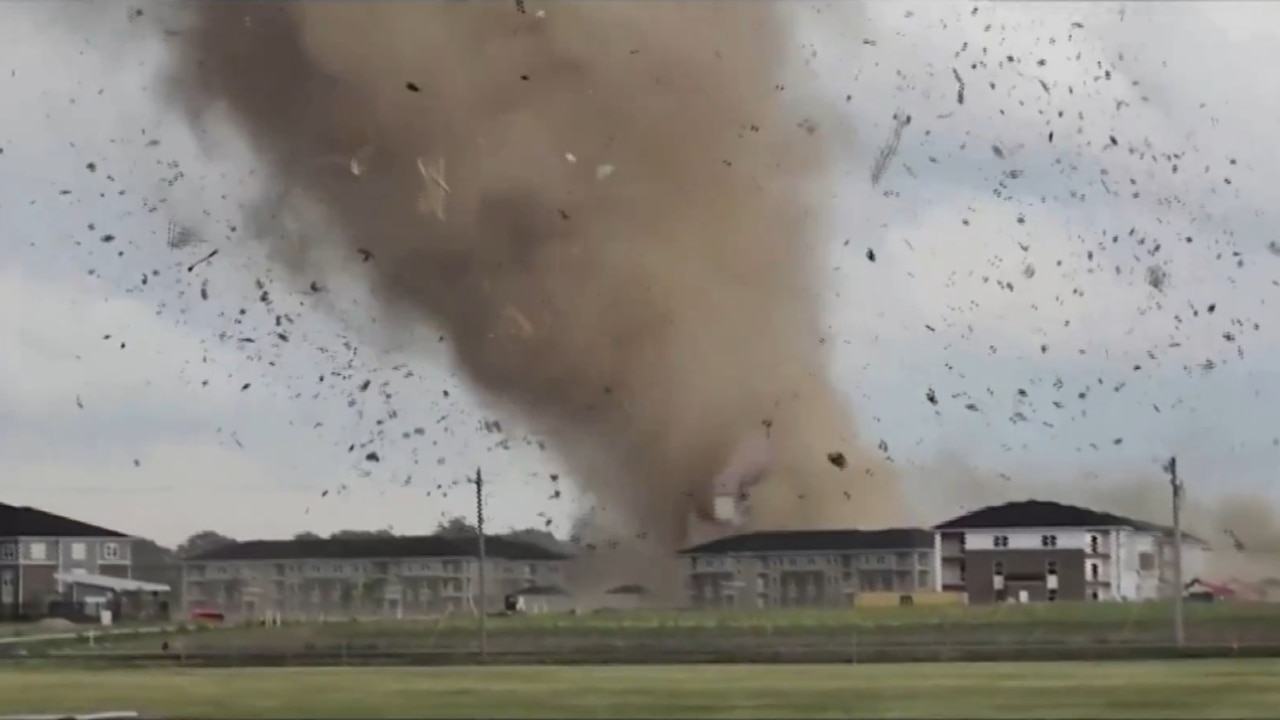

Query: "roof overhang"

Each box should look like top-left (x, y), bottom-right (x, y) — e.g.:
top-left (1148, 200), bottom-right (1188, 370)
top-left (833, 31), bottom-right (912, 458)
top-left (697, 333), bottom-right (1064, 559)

top-left (54, 572), bottom-right (170, 593)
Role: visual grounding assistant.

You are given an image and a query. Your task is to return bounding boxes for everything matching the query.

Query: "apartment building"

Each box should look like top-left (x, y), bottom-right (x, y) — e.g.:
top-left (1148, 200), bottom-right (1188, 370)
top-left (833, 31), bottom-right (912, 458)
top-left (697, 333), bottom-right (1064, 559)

top-left (935, 500), bottom-right (1209, 603)
top-left (681, 528), bottom-right (939, 609)
top-left (182, 534), bottom-right (570, 619)
top-left (0, 501), bottom-right (169, 621)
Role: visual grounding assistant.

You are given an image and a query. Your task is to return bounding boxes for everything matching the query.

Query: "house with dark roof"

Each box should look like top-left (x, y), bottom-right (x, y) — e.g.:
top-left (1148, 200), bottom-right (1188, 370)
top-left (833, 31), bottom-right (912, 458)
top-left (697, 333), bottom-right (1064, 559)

top-left (679, 528), bottom-right (939, 609)
top-left (933, 499), bottom-right (1209, 604)
top-left (0, 502), bottom-right (166, 621)
top-left (182, 534), bottom-right (572, 620)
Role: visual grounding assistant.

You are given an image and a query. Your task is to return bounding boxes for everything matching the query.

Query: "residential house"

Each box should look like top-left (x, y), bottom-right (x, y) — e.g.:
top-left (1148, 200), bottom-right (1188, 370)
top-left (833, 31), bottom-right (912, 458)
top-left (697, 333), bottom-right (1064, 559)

top-left (934, 500), bottom-right (1208, 604)
top-left (680, 528), bottom-right (939, 609)
top-left (183, 534), bottom-right (571, 620)
top-left (0, 502), bottom-right (169, 621)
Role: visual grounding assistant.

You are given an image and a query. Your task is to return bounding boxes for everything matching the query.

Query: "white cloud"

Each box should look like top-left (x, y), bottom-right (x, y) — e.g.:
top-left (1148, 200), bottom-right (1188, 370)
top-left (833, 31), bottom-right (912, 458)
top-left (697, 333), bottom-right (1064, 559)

top-left (5, 439), bottom-right (566, 548)
top-left (0, 268), bottom-right (251, 414)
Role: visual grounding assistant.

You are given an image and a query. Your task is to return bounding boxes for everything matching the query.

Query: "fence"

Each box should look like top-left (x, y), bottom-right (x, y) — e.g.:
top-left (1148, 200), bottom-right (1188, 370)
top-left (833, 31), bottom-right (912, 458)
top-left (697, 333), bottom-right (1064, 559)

top-left (4, 601), bottom-right (1280, 667)
top-left (5, 640), bottom-right (1280, 668)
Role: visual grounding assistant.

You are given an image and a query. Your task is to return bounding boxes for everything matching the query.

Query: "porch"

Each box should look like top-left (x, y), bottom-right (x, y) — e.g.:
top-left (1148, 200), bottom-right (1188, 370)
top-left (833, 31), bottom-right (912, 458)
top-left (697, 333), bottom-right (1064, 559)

top-left (52, 572), bottom-right (172, 623)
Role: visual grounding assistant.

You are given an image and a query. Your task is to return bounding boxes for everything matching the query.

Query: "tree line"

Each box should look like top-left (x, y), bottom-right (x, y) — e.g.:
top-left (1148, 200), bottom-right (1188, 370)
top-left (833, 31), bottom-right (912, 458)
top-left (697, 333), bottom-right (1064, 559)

top-left (139, 516), bottom-right (568, 564)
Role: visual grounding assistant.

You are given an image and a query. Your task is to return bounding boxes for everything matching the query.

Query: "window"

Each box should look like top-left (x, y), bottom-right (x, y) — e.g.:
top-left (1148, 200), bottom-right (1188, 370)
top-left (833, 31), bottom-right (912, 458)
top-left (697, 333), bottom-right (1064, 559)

top-left (70, 542), bottom-right (86, 561)
top-left (1046, 561), bottom-right (1058, 576)
top-left (1089, 562), bottom-right (1100, 581)
top-left (1138, 552), bottom-right (1156, 571)
top-left (0, 545), bottom-right (15, 561)
top-left (993, 535), bottom-right (1010, 548)
top-left (1040, 534), bottom-right (1058, 548)
top-left (876, 555), bottom-right (887, 565)
top-left (29, 542), bottom-right (47, 561)
top-left (101, 542), bottom-right (121, 561)
top-left (1047, 589), bottom-right (1058, 602)
top-left (993, 561), bottom-right (1005, 576)
top-left (1089, 534), bottom-right (1100, 554)
top-left (1090, 589), bottom-right (1100, 601)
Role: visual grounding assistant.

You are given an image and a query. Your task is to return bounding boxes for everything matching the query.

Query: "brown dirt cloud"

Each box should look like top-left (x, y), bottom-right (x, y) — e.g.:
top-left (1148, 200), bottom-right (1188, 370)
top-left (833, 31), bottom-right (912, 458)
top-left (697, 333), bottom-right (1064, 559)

top-left (154, 1), bottom-right (902, 571)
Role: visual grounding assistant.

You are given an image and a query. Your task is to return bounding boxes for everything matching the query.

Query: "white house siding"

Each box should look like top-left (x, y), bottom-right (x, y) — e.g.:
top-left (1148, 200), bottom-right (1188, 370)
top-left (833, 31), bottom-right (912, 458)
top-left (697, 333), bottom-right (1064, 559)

top-left (961, 529), bottom-right (1091, 552)
top-left (955, 527), bottom-right (1200, 602)
top-left (932, 532), bottom-right (944, 591)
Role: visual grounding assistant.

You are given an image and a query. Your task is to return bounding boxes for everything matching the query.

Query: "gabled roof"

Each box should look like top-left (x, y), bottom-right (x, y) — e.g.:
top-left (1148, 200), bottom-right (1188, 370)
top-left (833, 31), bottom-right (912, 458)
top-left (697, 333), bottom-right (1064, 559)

top-left (680, 528), bottom-right (933, 555)
top-left (934, 499), bottom-right (1204, 543)
top-left (0, 502), bottom-right (129, 538)
top-left (187, 534), bottom-right (571, 562)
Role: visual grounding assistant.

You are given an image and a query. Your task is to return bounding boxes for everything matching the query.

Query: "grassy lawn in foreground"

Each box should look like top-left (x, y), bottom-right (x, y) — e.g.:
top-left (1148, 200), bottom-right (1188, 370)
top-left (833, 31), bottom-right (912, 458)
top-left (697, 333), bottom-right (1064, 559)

top-left (4, 660), bottom-right (1278, 718)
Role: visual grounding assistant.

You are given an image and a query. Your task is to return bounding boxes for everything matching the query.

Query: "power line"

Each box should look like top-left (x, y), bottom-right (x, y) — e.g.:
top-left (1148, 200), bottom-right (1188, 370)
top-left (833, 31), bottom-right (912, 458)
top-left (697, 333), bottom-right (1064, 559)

top-left (473, 466), bottom-right (487, 662)
top-left (1166, 455), bottom-right (1186, 648)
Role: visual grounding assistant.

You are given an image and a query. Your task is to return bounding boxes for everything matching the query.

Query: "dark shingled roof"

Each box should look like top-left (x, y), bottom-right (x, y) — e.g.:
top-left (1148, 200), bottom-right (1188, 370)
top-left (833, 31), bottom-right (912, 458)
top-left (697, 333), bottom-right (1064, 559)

top-left (512, 584), bottom-right (568, 596)
top-left (680, 528), bottom-right (933, 555)
top-left (188, 534), bottom-right (571, 562)
top-left (0, 502), bottom-right (129, 538)
top-left (934, 500), bottom-right (1207, 544)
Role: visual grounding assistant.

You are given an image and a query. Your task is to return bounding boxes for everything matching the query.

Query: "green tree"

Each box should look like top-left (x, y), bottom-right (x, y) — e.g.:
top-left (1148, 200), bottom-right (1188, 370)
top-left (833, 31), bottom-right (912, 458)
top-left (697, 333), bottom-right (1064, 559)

top-left (435, 516), bottom-right (477, 537)
top-left (175, 530), bottom-right (237, 559)
top-left (328, 529), bottom-right (396, 539)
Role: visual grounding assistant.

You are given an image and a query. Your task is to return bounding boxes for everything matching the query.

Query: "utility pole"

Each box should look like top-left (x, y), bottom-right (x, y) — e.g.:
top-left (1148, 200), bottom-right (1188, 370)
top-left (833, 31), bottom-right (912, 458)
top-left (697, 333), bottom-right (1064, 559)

top-left (473, 467), bottom-right (488, 661)
top-left (1166, 456), bottom-right (1186, 648)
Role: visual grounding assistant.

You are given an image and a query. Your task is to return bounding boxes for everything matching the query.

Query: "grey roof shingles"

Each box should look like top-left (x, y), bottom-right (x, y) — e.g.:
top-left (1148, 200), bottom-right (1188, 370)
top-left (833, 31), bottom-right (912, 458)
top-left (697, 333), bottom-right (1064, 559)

top-left (680, 528), bottom-right (934, 555)
top-left (934, 499), bottom-right (1208, 544)
top-left (0, 502), bottom-right (129, 538)
top-left (187, 534), bottom-right (571, 562)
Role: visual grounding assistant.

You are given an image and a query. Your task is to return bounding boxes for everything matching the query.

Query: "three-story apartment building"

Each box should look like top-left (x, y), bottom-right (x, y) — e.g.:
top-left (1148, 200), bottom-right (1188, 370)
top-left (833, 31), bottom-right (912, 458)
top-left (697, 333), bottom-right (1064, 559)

top-left (935, 500), bottom-right (1209, 603)
top-left (681, 528), bottom-right (939, 608)
top-left (183, 534), bottom-right (571, 619)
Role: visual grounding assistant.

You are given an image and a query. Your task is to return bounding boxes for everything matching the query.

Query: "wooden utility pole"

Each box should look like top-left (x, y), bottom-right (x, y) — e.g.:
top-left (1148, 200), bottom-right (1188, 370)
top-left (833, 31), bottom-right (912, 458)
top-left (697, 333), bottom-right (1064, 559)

top-left (1166, 456), bottom-right (1186, 647)
top-left (474, 467), bottom-right (488, 660)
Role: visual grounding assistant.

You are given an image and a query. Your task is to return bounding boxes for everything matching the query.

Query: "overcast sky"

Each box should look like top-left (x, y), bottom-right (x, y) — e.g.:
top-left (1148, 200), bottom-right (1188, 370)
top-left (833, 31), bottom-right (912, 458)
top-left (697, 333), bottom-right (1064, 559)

top-left (2, 2), bottom-right (1278, 547)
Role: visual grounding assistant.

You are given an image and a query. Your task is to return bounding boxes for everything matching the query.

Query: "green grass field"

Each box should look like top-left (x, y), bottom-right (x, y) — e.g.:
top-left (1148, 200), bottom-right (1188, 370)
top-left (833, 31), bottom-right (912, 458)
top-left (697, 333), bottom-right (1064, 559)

top-left (275, 600), bottom-right (1280, 629)
top-left (4, 660), bottom-right (1278, 718)
top-left (13, 601), bottom-right (1277, 658)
